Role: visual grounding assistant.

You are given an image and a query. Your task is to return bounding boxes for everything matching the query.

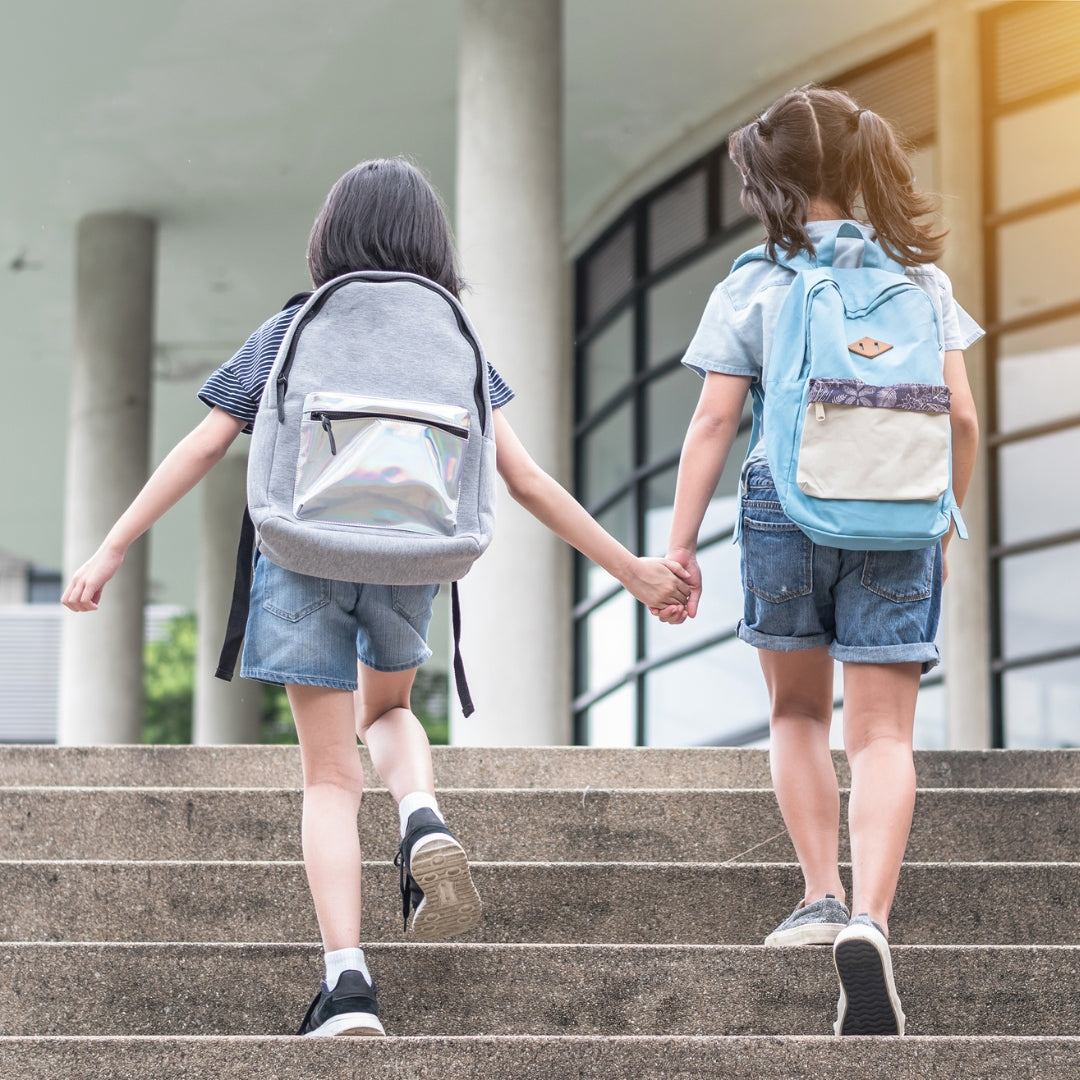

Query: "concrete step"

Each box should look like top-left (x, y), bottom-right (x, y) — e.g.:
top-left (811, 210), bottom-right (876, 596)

top-left (1, 942), bottom-right (1077, 1037)
top-left (3, 744), bottom-right (1080, 790)
top-left (1, 859), bottom-right (1075, 946)
top-left (2, 1035), bottom-right (1079, 1080)
top-left (3, 786), bottom-right (1079, 862)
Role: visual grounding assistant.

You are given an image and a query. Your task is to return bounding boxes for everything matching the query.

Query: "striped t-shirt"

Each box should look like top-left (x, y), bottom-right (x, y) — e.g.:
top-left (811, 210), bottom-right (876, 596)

top-left (199, 302), bottom-right (515, 431)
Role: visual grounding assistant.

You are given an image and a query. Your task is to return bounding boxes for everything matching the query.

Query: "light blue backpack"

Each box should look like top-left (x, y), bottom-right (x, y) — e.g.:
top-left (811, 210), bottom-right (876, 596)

top-left (735, 222), bottom-right (967, 551)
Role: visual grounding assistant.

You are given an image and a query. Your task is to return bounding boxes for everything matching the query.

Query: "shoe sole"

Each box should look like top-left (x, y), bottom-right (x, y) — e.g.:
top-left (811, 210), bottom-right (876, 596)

top-left (303, 1012), bottom-right (385, 1037)
top-left (406, 837), bottom-right (483, 942)
top-left (833, 929), bottom-right (905, 1036)
top-left (764, 921), bottom-right (847, 947)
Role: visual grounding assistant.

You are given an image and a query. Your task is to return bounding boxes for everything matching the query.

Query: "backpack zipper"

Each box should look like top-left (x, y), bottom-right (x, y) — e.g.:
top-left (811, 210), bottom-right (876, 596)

top-left (311, 409), bottom-right (470, 456)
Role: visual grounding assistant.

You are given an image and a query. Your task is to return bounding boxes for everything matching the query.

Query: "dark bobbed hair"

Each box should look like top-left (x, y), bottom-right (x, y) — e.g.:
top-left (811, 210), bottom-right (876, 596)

top-left (307, 158), bottom-right (463, 295)
top-left (728, 85), bottom-right (945, 266)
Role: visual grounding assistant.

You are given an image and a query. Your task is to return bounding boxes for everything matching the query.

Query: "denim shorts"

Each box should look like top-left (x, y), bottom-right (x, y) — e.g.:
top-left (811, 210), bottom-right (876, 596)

top-left (736, 464), bottom-right (942, 671)
top-left (240, 553), bottom-right (439, 689)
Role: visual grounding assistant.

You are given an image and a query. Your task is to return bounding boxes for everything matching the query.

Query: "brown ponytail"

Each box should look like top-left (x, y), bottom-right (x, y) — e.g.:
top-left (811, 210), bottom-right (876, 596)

top-left (843, 107), bottom-right (944, 264)
top-left (729, 85), bottom-right (944, 266)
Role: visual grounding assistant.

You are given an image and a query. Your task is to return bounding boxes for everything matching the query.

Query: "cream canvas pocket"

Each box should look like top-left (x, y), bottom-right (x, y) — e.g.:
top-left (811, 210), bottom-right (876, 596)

top-left (797, 378), bottom-right (951, 503)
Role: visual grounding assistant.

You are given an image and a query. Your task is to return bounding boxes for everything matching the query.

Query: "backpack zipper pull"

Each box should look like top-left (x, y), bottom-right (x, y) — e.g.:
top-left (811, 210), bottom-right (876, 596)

top-left (815, 401), bottom-right (826, 422)
top-left (320, 414), bottom-right (337, 455)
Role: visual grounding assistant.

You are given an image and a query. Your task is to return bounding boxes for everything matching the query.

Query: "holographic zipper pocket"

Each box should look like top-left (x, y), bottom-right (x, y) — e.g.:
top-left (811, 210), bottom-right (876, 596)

top-left (294, 392), bottom-right (470, 535)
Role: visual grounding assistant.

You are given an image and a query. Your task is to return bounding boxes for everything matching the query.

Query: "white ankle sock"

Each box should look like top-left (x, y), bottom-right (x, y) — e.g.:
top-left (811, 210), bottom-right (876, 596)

top-left (324, 947), bottom-right (370, 990)
top-left (398, 791), bottom-right (443, 838)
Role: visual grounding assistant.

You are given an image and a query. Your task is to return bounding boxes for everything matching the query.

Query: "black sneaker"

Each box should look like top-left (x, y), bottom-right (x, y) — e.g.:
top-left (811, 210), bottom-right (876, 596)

top-left (833, 914), bottom-right (906, 1035)
top-left (394, 807), bottom-right (483, 941)
top-left (297, 969), bottom-right (385, 1037)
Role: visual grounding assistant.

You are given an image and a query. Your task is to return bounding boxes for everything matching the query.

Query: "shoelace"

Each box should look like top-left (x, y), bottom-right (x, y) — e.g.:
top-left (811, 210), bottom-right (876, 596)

top-left (393, 843), bottom-right (421, 931)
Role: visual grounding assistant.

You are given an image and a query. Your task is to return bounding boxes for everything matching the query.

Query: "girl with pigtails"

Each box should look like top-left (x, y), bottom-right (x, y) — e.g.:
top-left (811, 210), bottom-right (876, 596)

top-left (654, 87), bottom-right (982, 1035)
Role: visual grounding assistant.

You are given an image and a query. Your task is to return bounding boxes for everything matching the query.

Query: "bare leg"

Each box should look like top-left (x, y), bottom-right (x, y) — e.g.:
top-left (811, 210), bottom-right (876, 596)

top-left (353, 665), bottom-right (435, 801)
top-left (287, 682), bottom-right (366, 952)
top-left (842, 661), bottom-right (921, 938)
top-left (760, 646), bottom-right (845, 904)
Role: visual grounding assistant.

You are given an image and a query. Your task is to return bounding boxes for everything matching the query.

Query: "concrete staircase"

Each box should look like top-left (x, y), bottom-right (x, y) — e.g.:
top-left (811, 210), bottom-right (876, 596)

top-left (1, 744), bottom-right (1079, 1077)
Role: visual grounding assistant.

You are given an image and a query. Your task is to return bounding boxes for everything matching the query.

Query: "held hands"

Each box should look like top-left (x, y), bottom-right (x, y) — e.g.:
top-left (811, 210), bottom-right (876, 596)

top-left (61, 543), bottom-right (126, 613)
top-left (620, 556), bottom-right (693, 612)
top-left (649, 548), bottom-right (701, 625)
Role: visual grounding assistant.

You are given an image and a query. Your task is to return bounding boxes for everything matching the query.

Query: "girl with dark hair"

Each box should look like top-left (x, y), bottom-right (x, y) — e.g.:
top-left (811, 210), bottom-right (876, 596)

top-left (62, 157), bottom-right (692, 1037)
top-left (654, 87), bottom-right (982, 1035)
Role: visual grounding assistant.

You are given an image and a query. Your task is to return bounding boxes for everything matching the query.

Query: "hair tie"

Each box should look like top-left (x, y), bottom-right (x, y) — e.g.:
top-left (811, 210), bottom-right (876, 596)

top-left (756, 116), bottom-right (772, 137)
top-left (849, 109), bottom-right (865, 131)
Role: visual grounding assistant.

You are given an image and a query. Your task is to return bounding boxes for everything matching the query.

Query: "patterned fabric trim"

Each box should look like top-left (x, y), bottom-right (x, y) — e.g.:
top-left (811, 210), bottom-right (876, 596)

top-left (807, 378), bottom-right (951, 414)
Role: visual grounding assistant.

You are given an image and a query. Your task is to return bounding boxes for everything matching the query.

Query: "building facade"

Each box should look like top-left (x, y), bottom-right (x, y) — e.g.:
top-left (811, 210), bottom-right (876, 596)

top-left (5, 1), bottom-right (1075, 749)
top-left (569, 1), bottom-right (1080, 750)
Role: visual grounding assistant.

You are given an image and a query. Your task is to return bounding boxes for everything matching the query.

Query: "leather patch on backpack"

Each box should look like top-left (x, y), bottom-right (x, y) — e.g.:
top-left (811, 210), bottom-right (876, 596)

top-left (849, 336), bottom-right (893, 357)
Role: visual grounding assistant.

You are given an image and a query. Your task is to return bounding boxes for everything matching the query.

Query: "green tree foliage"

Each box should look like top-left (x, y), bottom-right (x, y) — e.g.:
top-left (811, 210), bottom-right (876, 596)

top-left (142, 611), bottom-right (449, 746)
top-left (143, 613), bottom-right (196, 744)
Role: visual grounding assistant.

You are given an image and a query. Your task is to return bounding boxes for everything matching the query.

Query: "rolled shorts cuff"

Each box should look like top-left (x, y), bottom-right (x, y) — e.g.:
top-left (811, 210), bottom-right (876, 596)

top-left (828, 641), bottom-right (940, 674)
top-left (736, 621), bottom-right (833, 653)
top-left (239, 666), bottom-right (358, 691)
top-left (356, 646), bottom-right (433, 674)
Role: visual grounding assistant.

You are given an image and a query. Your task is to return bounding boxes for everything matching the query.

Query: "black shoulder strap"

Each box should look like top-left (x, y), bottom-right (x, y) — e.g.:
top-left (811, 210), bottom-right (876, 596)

top-left (214, 506), bottom-right (257, 681)
top-left (451, 581), bottom-right (475, 718)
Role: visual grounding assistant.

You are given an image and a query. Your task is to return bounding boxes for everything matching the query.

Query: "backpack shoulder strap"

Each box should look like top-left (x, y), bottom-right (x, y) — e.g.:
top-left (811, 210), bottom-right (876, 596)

top-left (214, 506), bottom-right (257, 682)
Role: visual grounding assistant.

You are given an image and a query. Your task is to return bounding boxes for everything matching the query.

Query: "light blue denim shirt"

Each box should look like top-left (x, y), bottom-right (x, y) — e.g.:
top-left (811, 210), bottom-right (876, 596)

top-left (681, 219), bottom-right (985, 474)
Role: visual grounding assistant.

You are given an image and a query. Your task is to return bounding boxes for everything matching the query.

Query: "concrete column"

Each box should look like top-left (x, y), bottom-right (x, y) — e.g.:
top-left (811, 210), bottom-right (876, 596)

top-left (453, 0), bottom-right (570, 745)
top-left (936, 1), bottom-right (992, 748)
top-left (194, 453), bottom-right (263, 744)
top-left (59, 213), bottom-right (156, 744)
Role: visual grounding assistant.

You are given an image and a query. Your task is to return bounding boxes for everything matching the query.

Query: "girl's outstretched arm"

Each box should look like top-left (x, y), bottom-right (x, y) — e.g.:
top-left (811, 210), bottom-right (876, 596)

top-left (661, 372), bottom-right (754, 624)
top-left (492, 409), bottom-right (692, 610)
top-left (62, 406), bottom-right (247, 612)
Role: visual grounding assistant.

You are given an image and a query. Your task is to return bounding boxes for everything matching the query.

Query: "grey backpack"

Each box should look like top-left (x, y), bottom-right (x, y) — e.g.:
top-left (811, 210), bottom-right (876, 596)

top-left (217, 271), bottom-right (496, 714)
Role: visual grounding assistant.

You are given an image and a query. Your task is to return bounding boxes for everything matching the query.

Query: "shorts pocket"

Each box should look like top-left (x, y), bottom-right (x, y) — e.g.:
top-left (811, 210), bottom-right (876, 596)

top-left (742, 517), bottom-right (813, 603)
top-left (391, 583), bottom-right (440, 622)
top-left (263, 572), bottom-right (332, 622)
top-left (861, 548), bottom-right (936, 603)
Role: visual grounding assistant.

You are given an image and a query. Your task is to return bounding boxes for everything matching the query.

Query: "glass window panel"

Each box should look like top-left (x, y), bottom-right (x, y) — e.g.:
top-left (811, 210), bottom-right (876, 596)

top-left (579, 589), bottom-right (637, 695)
top-left (909, 144), bottom-right (938, 201)
top-left (997, 314), bottom-right (1080, 434)
top-left (999, 428), bottom-right (1080, 546)
top-left (912, 683), bottom-right (947, 750)
top-left (577, 496), bottom-right (634, 603)
top-left (1002, 542), bottom-right (1080, 659)
top-left (643, 420), bottom-right (751, 547)
top-left (647, 237), bottom-right (747, 367)
top-left (644, 641), bottom-right (771, 747)
top-left (996, 89), bottom-right (1080, 214)
top-left (646, 365), bottom-right (703, 461)
top-left (645, 462), bottom-right (739, 547)
top-left (582, 309), bottom-right (634, 416)
top-left (648, 170), bottom-right (708, 273)
top-left (582, 683), bottom-right (637, 747)
top-left (579, 401), bottom-right (634, 506)
top-left (1004, 658), bottom-right (1080, 748)
top-left (997, 202), bottom-right (1080, 325)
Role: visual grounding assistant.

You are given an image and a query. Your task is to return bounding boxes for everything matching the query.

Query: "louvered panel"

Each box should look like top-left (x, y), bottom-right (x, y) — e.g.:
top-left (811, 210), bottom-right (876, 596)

top-left (0, 607), bottom-right (60, 742)
top-left (648, 169), bottom-right (707, 273)
top-left (840, 41), bottom-right (936, 146)
top-left (585, 223), bottom-right (635, 324)
top-left (994, 1), bottom-right (1080, 108)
